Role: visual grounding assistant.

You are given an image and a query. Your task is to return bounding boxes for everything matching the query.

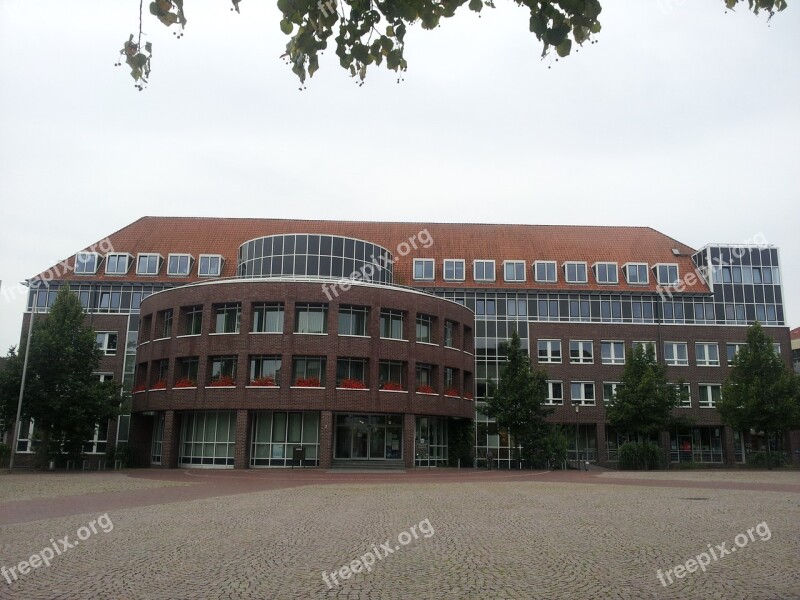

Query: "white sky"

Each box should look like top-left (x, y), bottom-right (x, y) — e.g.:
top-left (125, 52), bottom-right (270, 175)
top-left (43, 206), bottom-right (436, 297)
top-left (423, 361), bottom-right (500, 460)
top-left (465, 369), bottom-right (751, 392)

top-left (1, 0), bottom-right (798, 352)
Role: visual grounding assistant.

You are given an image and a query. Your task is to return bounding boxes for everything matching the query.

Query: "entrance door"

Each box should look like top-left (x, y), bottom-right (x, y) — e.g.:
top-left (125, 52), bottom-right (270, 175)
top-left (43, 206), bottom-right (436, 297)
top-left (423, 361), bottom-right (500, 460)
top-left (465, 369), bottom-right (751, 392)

top-left (352, 421), bottom-right (369, 459)
top-left (369, 426), bottom-right (386, 460)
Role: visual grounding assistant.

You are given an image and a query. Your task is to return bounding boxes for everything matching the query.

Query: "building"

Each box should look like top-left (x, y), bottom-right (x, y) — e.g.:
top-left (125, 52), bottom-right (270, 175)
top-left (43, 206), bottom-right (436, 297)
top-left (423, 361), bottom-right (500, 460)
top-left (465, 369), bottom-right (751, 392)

top-left (792, 327), bottom-right (800, 374)
top-left (6, 218), bottom-right (798, 468)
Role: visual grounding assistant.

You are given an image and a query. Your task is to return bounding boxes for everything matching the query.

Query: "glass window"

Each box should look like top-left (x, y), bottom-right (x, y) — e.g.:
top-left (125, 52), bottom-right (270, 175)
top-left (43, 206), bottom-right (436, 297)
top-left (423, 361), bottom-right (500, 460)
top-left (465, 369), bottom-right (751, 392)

top-left (336, 358), bottom-right (367, 387)
top-left (95, 332), bottom-right (118, 355)
top-left (160, 309), bottom-right (173, 338)
top-left (444, 321), bottom-right (456, 348)
top-left (338, 306), bottom-right (368, 336)
top-left (214, 303), bottom-right (241, 334)
top-left (210, 356), bottom-right (237, 382)
top-left (664, 342), bottom-right (689, 366)
top-left (253, 303), bottom-right (284, 333)
top-left (292, 357), bottom-right (326, 386)
top-left (535, 261), bottom-right (557, 283)
top-left (600, 341), bottom-right (624, 365)
top-left (726, 343), bottom-right (746, 365)
top-left (167, 254), bottom-right (192, 276)
top-left (184, 306), bottom-right (203, 335)
top-left (570, 382), bottom-right (595, 406)
top-left (565, 262), bottom-right (588, 284)
top-left (177, 357), bottom-right (199, 384)
top-left (603, 382), bottom-right (621, 405)
top-left (379, 360), bottom-right (406, 389)
top-left (413, 259), bottom-right (434, 280)
top-left (443, 259), bottom-right (465, 281)
top-left (656, 264), bottom-right (679, 286)
top-left (249, 355), bottom-right (281, 385)
top-left (696, 343), bottom-right (720, 366)
top-left (137, 254), bottom-right (161, 275)
top-left (538, 339), bottom-right (562, 363)
top-left (105, 254), bottom-right (130, 275)
top-left (380, 310), bottom-right (404, 339)
top-left (625, 263), bottom-right (649, 284)
top-left (594, 262), bottom-right (618, 284)
top-left (75, 252), bottom-right (100, 274)
top-left (198, 255), bottom-right (223, 277)
top-left (295, 304), bottom-right (328, 334)
top-left (416, 314), bottom-right (434, 344)
top-left (569, 340), bottom-right (593, 364)
top-left (698, 384), bottom-right (721, 408)
top-left (633, 341), bottom-right (657, 360)
top-left (504, 261), bottom-right (526, 282)
top-left (546, 381), bottom-right (563, 405)
top-left (473, 260), bottom-right (495, 282)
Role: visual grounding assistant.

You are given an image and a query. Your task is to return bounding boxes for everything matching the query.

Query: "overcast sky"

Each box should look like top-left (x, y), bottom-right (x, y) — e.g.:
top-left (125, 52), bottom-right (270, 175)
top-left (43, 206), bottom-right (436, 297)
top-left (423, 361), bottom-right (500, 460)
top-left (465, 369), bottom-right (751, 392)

top-left (1, 0), bottom-right (798, 351)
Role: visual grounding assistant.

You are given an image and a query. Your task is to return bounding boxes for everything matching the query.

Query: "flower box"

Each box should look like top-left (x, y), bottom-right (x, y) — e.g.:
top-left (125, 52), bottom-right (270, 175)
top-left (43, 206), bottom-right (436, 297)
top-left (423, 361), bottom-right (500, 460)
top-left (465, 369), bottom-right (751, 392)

top-left (132, 383), bottom-right (147, 393)
top-left (294, 377), bottom-right (322, 387)
top-left (250, 376), bottom-right (278, 387)
top-left (174, 378), bottom-right (197, 389)
top-left (380, 382), bottom-right (405, 391)
top-left (464, 392), bottom-right (474, 400)
top-left (340, 378), bottom-right (367, 389)
top-left (416, 385), bottom-right (436, 394)
top-left (208, 375), bottom-right (236, 387)
top-left (444, 388), bottom-right (460, 397)
top-left (150, 380), bottom-right (167, 390)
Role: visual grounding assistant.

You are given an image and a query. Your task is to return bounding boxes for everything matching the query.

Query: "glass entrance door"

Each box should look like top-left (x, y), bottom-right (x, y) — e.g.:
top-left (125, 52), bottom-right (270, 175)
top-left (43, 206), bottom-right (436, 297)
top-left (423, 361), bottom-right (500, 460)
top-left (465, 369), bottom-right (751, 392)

top-left (334, 414), bottom-right (402, 460)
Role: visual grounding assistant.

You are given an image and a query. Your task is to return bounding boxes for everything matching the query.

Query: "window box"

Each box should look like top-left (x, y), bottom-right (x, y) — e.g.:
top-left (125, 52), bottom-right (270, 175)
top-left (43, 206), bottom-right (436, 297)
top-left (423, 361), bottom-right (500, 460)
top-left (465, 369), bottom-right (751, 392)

top-left (132, 383), bottom-right (147, 394)
top-left (464, 392), bottom-right (474, 400)
top-left (444, 388), bottom-right (460, 397)
top-left (250, 376), bottom-right (278, 387)
top-left (150, 380), bottom-right (167, 390)
top-left (208, 375), bottom-right (236, 387)
top-left (416, 384), bottom-right (436, 394)
top-left (174, 378), bottom-right (197, 389)
top-left (339, 378), bottom-right (367, 389)
top-left (380, 382), bottom-right (405, 392)
top-left (294, 377), bottom-right (322, 387)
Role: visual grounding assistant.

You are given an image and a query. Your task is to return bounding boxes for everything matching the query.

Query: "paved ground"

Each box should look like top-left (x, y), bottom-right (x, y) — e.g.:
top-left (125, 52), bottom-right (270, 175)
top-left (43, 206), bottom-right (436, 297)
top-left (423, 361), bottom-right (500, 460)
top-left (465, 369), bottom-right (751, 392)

top-left (0, 469), bottom-right (798, 599)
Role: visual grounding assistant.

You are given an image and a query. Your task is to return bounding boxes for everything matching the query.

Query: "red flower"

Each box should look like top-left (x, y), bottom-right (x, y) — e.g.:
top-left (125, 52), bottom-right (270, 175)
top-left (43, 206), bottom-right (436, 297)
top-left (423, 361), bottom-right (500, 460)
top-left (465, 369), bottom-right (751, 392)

top-left (251, 376), bottom-right (278, 387)
top-left (380, 382), bottom-right (405, 391)
top-left (444, 388), bottom-right (460, 397)
top-left (464, 392), bottom-right (474, 400)
top-left (416, 384), bottom-right (435, 394)
top-left (151, 380), bottom-right (167, 390)
top-left (340, 378), bottom-right (367, 389)
top-left (174, 378), bottom-right (196, 388)
top-left (132, 383), bottom-right (147, 393)
top-left (209, 375), bottom-right (236, 387)
top-left (294, 377), bottom-right (322, 387)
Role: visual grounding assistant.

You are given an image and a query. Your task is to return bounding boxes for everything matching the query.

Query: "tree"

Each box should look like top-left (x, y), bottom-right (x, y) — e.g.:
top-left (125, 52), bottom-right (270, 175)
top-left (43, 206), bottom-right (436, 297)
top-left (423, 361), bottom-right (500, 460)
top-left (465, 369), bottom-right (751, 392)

top-left (0, 287), bottom-right (119, 466)
top-left (118, 0), bottom-right (787, 88)
top-left (606, 344), bottom-right (689, 439)
top-left (719, 322), bottom-right (800, 469)
top-left (482, 331), bottom-right (557, 467)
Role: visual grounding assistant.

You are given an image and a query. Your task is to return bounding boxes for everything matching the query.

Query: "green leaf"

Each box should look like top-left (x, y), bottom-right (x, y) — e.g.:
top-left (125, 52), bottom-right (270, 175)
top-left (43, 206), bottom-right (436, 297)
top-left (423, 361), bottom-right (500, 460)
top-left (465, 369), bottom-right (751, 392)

top-left (556, 38), bottom-right (571, 57)
top-left (280, 19), bottom-right (293, 34)
top-left (468, 0), bottom-right (483, 12)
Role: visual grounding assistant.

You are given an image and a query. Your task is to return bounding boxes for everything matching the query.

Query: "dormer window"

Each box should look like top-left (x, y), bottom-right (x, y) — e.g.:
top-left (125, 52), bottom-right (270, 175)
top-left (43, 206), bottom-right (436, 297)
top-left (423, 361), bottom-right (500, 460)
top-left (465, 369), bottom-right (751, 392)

top-left (413, 259), bottom-right (435, 281)
top-left (593, 262), bottom-right (618, 284)
top-left (136, 253), bottom-right (162, 275)
top-left (198, 254), bottom-right (224, 277)
top-left (75, 252), bottom-right (100, 275)
top-left (503, 261), bottom-right (526, 282)
top-left (167, 254), bottom-right (193, 277)
top-left (655, 264), bottom-right (680, 286)
top-left (473, 260), bottom-right (495, 282)
top-left (105, 253), bottom-right (132, 275)
top-left (443, 259), bottom-right (465, 281)
top-left (564, 262), bottom-right (588, 284)
top-left (624, 263), bottom-right (649, 285)
top-left (534, 261), bottom-right (557, 283)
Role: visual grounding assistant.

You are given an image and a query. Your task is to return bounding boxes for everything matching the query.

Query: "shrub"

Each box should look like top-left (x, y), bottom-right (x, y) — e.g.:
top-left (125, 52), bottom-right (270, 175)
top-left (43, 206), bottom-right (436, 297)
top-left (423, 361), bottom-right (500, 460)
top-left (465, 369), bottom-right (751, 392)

top-left (174, 378), bottom-right (197, 388)
top-left (748, 452), bottom-right (785, 468)
top-left (381, 382), bottom-right (404, 391)
top-left (417, 384), bottom-right (435, 394)
top-left (106, 443), bottom-right (132, 468)
top-left (340, 378), bottom-right (367, 389)
top-left (444, 388), bottom-right (460, 397)
top-left (294, 377), bottom-right (322, 387)
top-left (250, 376), bottom-right (278, 387)
top-left (150, 380), bottom-right (167, 390)
top-left (209, 375), bottom-right (236, 387)
top-left (618, 441), bottom-right (663, 470)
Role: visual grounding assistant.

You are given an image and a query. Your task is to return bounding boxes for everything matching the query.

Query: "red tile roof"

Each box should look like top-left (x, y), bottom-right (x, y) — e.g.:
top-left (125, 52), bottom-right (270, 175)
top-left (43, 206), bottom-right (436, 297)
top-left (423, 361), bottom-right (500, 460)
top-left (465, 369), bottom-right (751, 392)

top-left (791, 327), bottom-right (800, 341)
top-left (32, 217), bottom-right (709, 293)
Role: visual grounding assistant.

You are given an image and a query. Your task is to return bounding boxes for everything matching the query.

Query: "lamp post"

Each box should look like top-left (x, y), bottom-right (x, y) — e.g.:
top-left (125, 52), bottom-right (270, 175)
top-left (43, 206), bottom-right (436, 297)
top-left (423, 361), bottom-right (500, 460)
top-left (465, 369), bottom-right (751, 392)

top-left (9, 293), bottom-right (39, 472)
top-left (572, 399), bottom-right (580, 470)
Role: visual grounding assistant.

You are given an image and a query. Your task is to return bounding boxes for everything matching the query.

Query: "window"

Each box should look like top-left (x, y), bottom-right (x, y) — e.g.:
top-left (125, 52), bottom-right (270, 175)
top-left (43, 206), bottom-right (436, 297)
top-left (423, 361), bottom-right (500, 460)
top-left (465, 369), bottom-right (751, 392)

top-left (198, 255), bottom-right (223, 277)
top-left (413, 259), bottom-right (434, 281)
top-left (160, 309), bottom-right (173, 338)
top-left (571, 382), bottom-right (595, 406)
top-left (656, 264), bottom-right (679, 286)
top-left (137, 253), bottom-right (162, 275)
top-left (564, 262), bottom-right (588, 284)
top-left (379, 360), bottom-right (406, 389)
top-left (177, 357), bottom-right (199, 384)
top-left (292, 357), bottom-right (326, 386)
top-left (506, 299), bottom-right (527, 317)
top-left (672, 383), bottom-right (691, 408)
top-left (503, 261), bottom-right (526, 282)
top-left (600, 341), bottom-right (625, 365)
top-left (444, 321), bottom-right (456, 348)
top-left (534, 261), bottom-right (557, 283)
top-left (443, 259), bottom-right (465, 281)
top-left (726, 343), bottom-right (746, 365)
top-left (603, 382), bottom-right (621, 405)
top-left (380, 310), bottom-right (404, 340)
top-left (416, 314), bottom-right (434, 344)
top-left (83, 422), bottom-right (108, 454)
top-left (337, 358), bottom-right (367, 387)
top-left (538, 339), bottom-right (562, 363)
top-left (95, 332), bottom-right (118, 355)
top-left (167, 254), bottom-right (193, 276)
top-left (569, 340), bottom-right (594, 364)
top-left (252, 303), bottom-right (284, 333)
top-left (594, 262), bottom-right (618, 284)
top-left (698, 384), bottom-right (721, 408)
top-left (632, 341), bottom-right (657, 360)
top-left (338, 306), bottom-right (368, 336)
top-left (75, 252), bottom-right (100, 275)
top-left (183, 306), bottom-right (203, 336)
top-left (475, 299), bottom-right (496, 316)
top-left (473, 260), bottom-right (495, 282)
top-left (295, 304), bottom-right (328, 334)
top-left (105, 253), bottom-right (131, 275)
top-left (664, 342), bottom-right (689, 366)
top-left (214, 303), bottom-right (241, 334)
top-left (624, 263), bottom-right (649, 285)
top-left (250, 355), bottom-right (282, 384)
top-left (546, 381), bottom-right (563, 405)
top-left (696, 343), bottom-right (720, 367)
top-left (15, 419), bottom-right (37, 453)
top-left (416, 363), bottom-right (435, 391)
top-left (210, 356), bottom-right (237, 382)
top-left (444, 367), bottom-right (456, 390)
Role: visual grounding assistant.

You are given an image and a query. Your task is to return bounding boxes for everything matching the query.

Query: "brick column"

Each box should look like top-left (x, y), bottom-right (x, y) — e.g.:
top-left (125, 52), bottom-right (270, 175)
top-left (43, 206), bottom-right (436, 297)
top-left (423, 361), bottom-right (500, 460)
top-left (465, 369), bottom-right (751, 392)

top-left (404, 413), bottom-right (416, 469)
top-left (595, 422), bottom-right (607, 466)
top-left (162, 410), bottom-right (181, 469)
top-left (658, 431), bottom-right (671, 469)
top-left (319, 411), bottom-right (333, 469)
top-left (722, 426), bottom-right (736, 467)
top-left (234, 410), bottom-right (250, 469)
top-left (128, 413), bottom-right (153, 468)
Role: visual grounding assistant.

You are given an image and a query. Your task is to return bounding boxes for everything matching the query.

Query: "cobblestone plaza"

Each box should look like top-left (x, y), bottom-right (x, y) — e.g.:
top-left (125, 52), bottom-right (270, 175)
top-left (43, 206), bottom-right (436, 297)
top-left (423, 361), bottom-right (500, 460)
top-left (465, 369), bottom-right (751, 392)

top-left (1, 469), bottom-right (798, 599)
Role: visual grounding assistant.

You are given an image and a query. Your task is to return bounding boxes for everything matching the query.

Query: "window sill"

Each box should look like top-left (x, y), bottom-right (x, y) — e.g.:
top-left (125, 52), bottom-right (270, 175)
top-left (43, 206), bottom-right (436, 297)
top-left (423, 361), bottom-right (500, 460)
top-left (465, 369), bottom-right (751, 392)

top-left (336, 387), bottom-right (370, 391)
top-left (416, 341), bottom-right (438, 347)
top-left (380, 337), bottom-right (408, 342)
top-left (697, 364), bottom-right (720, 368)
top-left (148, 388), bottom-right (167, 392)
top-left (379, 389), bottom-right (408, 394)
top-left (138, 340), bottom-right (150, 346)
top-left (245, 385), bottom-right (280, 389)
top-left (176, 334), bottom-right (201, 339)
top-left (416, 391), bottom-right (439, 397)
top-left (338, 334), bottom-right (370, 339)
top-left (209, 332), bottom-right (240, 336)
top-left (666, 363), bottom-right (689, 367)
top-left (290, 386), bottom-right (325, 390)
top-left (153, 337), bottom-right (170, 342)
top-left (204, 386), bottom-right (237, 389)
top-left (172, 387), bottom-right (197, 390)
top-left (294, 332), bottom-right (328, 336)
top-left (249, 331), bottom-right (283, 335)
top-left (569, 362), bottom-right (595, 365)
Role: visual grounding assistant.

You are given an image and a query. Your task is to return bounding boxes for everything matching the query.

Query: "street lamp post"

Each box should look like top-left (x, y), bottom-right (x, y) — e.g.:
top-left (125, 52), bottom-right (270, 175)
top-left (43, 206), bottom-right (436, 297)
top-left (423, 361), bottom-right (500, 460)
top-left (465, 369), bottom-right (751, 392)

top-left (9, 298), bottom-right (38, 472)
top-left (572, 399), bottom-right (580, 470)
